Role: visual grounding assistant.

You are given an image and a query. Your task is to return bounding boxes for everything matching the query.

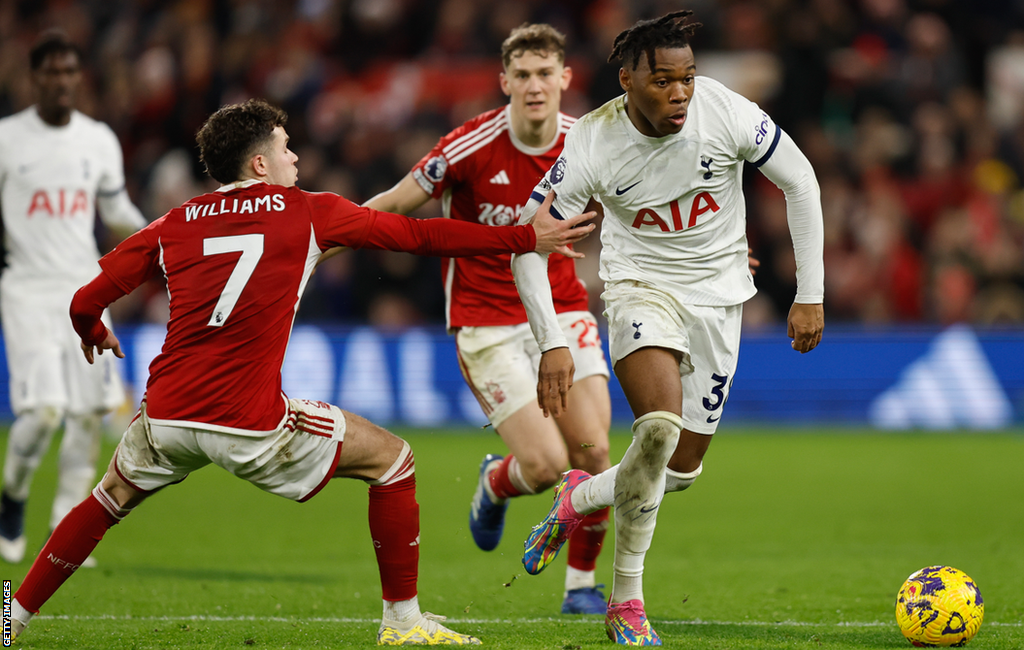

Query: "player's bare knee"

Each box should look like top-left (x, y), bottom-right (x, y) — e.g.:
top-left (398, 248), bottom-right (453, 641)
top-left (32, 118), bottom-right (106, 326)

top-left (521, 458), bottom-right (563, 492)
top-left (664, 462), bottom-right (702, 493)
top-left (568, 439), bottom-right (611, 475)
top-left (98, 471), bottom-right (145, 511)
top-left (367, 439), bottom-right (415, 487)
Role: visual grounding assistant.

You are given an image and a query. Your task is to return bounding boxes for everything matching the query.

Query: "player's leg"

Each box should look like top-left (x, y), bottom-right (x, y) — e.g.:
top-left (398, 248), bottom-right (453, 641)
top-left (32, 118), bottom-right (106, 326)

top-left (458, 325), bottom-right (560, 552)
top-left (56, 312), bottom-right (128, 539)
top-left (553, 374), bottom-right (612, 613)
top-left (51, 411), bottom-right (104, 530)
top-left (331, 409), bottom-right (479, 645)
top-left (11, 403), bottom-right (202, 643)
top-left (0, 406), bottom-right (63, 562)
top-left (10, 457), bottom-right (146, 641)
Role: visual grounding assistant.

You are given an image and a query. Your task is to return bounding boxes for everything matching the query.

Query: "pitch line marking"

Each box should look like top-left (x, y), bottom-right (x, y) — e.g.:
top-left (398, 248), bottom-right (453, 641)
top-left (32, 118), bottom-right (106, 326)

top-left (31, 615), bottom-right (1022, 627)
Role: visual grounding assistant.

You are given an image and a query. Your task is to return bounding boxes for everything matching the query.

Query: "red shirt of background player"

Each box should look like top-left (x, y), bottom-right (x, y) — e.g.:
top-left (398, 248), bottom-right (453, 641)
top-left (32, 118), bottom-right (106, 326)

top-left (411, 106), bottom-right (589, 328)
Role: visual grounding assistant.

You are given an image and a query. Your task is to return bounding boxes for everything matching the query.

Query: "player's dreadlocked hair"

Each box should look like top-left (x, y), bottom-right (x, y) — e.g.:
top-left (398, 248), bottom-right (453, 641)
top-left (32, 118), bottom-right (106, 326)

top-left (608, 11), bottom-right (702, 72)
top-left (196, 99), bottom-right (288, 184)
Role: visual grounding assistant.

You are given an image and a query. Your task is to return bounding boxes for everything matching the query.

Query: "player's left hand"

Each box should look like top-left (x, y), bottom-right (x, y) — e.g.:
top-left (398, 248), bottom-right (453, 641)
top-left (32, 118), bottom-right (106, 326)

top-left (82, 328), bottom-right (125, 364)
top-left (788, 303), bottom-right (823, 353)
top-left (537, 347), bottom-right (575, 418)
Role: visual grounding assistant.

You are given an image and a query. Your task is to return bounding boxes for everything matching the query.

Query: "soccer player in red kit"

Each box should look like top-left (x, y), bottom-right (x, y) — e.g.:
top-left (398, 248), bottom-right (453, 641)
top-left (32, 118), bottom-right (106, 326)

top-left (364, 24), bottom-right (613, 615)
top-left (7, 99), bottom-right (594, 646)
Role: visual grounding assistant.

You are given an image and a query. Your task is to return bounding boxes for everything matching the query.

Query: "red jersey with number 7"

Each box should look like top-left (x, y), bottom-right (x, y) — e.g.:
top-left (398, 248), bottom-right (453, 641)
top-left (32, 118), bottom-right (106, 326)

top-left (89, 181), bottom-right (536, 434)
top-left (411, 106), bottom-right (589, 328)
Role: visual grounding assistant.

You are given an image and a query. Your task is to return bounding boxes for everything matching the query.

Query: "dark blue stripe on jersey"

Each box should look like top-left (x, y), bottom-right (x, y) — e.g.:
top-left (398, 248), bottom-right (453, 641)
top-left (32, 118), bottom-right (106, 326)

top-left (530, 190), bottom-right (566, 220)
top-left (96, 186), bottom-right (125, 198)
top-left (752, 125), bottom-right (781, 168)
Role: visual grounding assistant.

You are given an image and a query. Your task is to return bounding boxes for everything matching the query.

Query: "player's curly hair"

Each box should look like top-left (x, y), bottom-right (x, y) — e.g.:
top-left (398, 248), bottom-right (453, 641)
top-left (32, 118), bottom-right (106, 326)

top-left (608, 11), bottom-right (702, 72)
top-left (501, 23), bottom-right (566, 69)
top-left (29, 30), bottom-right (82, 70)
top-left (196, 99), bottom-right (288, 184)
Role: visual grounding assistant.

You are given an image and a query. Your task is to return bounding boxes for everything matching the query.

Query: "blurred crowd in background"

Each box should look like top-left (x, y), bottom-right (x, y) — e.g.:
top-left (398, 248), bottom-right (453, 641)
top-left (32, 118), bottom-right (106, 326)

top-left (1, 0), bottom-right (1024, 329)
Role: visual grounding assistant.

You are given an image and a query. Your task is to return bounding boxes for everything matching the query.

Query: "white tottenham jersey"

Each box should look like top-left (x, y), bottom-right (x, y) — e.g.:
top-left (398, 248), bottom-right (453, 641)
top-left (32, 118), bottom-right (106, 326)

top-left (536, 76), bottom-right (788, 306)
top-left (0, 107), bottom-right (144, 287)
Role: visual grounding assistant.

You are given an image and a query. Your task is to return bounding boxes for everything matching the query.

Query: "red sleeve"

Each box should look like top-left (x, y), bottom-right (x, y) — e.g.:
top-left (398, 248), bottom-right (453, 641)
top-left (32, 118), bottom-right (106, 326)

top-left (70, 272), bottom-right (128, 345)
top-left (305, 191), bottom-right (536, 255)
top-left (358, 210), bottom-right (536, 256)
top-left (98, 216), bottom-right (165, 293)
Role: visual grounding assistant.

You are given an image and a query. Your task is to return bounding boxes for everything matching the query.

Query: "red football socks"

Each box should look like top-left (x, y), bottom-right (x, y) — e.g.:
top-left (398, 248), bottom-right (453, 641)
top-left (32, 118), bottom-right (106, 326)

top-left (15, 493), bottom-right (121, 613)
top-left (368, 475), bottom-right (419, 601)
top-left (488, 455), bottom-right (525, 500)
top-left (566, 506), bottom-right (609, 572)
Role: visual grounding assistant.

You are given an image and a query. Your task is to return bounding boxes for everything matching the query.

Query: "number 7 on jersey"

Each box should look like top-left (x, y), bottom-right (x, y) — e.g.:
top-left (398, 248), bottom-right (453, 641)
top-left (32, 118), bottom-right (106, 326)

top-left (203, 234), bottom-right (264, 327)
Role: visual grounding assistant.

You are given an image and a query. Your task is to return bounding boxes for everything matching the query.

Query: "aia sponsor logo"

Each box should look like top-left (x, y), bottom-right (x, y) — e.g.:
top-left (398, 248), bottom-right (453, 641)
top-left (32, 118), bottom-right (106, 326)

top-left (26, 188), bottom-right (89, 218)
top-left (630, 192), bottom-right (720, 232)
top-left (477, 203), bottom-right (521, 226)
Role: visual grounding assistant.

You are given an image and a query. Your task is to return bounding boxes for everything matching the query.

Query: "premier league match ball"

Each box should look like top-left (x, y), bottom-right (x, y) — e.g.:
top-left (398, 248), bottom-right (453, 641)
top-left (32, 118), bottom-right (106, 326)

top-left (895, 566), bottom-right (984, 647)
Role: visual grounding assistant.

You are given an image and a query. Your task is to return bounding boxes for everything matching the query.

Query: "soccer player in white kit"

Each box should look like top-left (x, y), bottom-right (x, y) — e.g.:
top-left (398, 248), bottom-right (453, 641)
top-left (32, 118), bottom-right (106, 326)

top-left (0, 32), bottom-right (146, 564)
top-left (512, 12), bottom-right (825, 646)
top-left (361, 24), bottom-right (613, 614)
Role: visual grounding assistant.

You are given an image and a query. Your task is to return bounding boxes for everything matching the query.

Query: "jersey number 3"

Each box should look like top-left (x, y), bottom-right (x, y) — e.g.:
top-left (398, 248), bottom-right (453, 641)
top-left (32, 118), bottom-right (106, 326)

top-left (203, 234), bottom-right (265, 327)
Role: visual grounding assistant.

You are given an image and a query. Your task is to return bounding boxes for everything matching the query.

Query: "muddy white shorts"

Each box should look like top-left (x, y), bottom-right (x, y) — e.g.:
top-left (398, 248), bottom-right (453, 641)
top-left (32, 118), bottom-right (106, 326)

top-left (603, 280), bottom-right (743, 434)
top-left (114, 398), bottom-right (347, 502)
top-left (455, 311), bottom-right (609, 428)
top-left (1, 276), bottom-right (125, 415)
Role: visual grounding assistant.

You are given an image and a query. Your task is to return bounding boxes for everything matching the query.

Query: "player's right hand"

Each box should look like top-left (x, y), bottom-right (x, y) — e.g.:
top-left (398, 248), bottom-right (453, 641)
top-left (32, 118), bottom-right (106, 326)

top-left (537, 346), bottom-right (575, 418)
top-left (531, 191), bottom-right (595, 259)
top-left (82, 328), bottom-right (125, 364)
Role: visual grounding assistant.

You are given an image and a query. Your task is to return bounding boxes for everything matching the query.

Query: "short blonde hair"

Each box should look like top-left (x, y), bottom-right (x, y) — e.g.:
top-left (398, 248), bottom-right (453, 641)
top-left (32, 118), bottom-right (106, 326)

top-left (501, 23), bottom-right (566, 69)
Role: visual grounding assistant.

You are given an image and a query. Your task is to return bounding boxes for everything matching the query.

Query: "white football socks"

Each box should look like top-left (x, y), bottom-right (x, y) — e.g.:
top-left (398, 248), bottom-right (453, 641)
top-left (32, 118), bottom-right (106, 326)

top-left (383, 595), bottom-right (420, 625)
top-left (3, 407), bottom-right (63, 500)
top-left (610, 412), bottom-right (681, 604)
top-left (51, 413), bottom-right (102, 529)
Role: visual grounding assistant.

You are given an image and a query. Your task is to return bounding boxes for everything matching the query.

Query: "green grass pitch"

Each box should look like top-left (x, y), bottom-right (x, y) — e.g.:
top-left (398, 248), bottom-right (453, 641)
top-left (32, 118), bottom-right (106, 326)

top-left (2, 425), bottom-right (1022, 649)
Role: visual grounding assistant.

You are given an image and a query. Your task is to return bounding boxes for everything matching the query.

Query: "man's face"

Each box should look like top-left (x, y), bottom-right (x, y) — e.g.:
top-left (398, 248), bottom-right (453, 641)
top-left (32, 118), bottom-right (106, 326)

top-left (620, 46), bottom-right (696, 138)
top-left (33, 51), bottom-right (81, 116)
top-left (500, 50), bottom-right (571, 123)
top-left (259, 126), bottom-right (299, 187)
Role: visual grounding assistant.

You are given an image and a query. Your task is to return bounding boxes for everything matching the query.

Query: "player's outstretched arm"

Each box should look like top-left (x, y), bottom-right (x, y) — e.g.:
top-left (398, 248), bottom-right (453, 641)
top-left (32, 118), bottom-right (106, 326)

top-left (530, 191), bottom-right (595, 258)
top-left (788, 302), bottom-right (823, 353)
top-left (319, 174), bottom-right (435, 267)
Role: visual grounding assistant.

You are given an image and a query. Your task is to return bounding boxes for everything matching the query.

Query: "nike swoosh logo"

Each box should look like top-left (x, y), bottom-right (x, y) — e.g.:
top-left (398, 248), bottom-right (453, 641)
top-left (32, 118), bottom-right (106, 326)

top-left (638, 504), bottom-right (659, 514)
top-left (706, 414), bottom-right (721, 423)
top-left (615, 181), bottom-right (642, 195)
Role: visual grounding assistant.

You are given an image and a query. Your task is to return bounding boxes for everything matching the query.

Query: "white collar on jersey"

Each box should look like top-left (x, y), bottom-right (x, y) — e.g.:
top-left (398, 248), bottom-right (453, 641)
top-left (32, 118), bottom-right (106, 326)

top-left (216, 179), bottom-right (266, 193)
top-left (506, 105), bottom-right (563, 157)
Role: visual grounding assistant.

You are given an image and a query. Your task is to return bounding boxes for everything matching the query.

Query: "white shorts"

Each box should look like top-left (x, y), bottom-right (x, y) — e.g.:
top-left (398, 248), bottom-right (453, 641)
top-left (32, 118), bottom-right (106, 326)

top-left (1, 277), bottom-right (125, 415)
top-left (456, 311), bottom-right (609, 428)
top-left (114, 398), bottom-right (347, 502)
top-left (603, 280), bottom-right (743, 435)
